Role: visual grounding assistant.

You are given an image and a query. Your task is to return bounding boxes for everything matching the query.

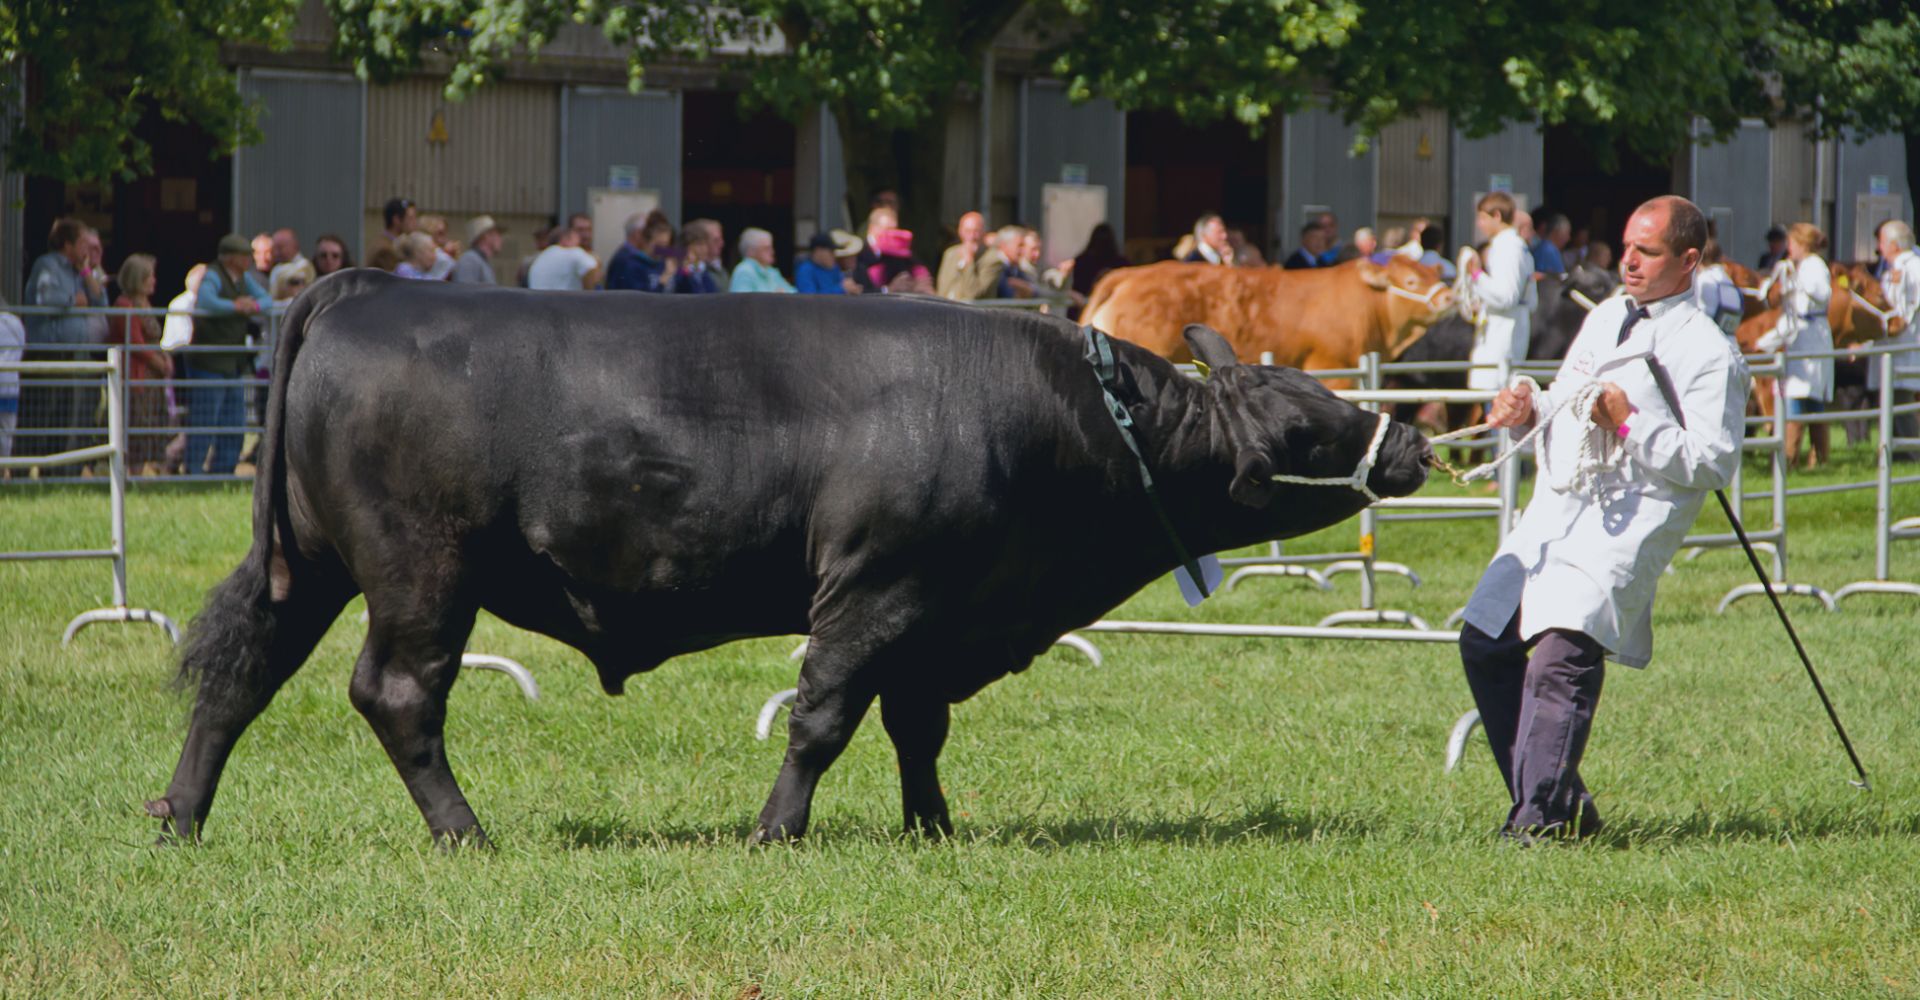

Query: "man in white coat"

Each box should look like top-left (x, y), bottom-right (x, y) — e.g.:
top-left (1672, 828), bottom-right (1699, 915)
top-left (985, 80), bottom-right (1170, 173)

top-left (1466, 192), bottom-right (1537, 393)
top-left (1460, 195), bottom-right (1749, 841)
top-left (1871, 220), bottom-right (1920, 458)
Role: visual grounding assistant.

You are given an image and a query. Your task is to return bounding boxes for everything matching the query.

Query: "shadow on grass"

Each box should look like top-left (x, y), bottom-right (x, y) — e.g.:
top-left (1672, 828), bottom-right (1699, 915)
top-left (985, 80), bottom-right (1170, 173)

top-left (551, 800), bottom-right (1374, 851)
top-left (1592, 803), bottom-right (1920, 848)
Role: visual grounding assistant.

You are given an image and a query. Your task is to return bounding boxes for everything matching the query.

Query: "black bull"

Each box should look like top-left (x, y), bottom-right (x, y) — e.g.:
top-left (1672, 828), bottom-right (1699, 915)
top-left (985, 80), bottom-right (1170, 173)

top-left (150, 270), bottom-right (1430, 846)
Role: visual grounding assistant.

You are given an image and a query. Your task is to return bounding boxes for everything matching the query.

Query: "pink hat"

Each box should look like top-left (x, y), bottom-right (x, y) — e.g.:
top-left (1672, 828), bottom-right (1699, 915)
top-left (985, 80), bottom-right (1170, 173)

top-left (872, 228), bottom-right (915, 258)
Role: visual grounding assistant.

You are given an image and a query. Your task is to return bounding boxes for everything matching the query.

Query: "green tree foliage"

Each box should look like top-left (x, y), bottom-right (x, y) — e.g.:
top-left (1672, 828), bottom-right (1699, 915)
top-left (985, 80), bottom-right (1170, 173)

top-left (0, 0), bottom-right (299, 182)
top-left (6, 0), bottom-right (1917, 203)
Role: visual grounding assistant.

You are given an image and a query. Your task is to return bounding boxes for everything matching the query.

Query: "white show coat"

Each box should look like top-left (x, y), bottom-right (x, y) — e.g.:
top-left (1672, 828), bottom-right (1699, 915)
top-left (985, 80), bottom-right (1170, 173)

top-left (1755, 254), bottom-right (1833, 400)
top-left (1463, 292), bottom-right (1749, 668)
top-left (1691, 263), bottom-right (1744, 335)
top-left (1468, 227), bottom-right (1537, 391)
top-left (1869, 249), bottom-right (1920, 393)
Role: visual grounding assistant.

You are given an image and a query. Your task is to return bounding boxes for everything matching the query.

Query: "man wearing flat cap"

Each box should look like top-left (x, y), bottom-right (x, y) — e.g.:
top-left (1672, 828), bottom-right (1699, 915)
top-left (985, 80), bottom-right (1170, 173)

top-left (186, 234), bottom-right (269, 474)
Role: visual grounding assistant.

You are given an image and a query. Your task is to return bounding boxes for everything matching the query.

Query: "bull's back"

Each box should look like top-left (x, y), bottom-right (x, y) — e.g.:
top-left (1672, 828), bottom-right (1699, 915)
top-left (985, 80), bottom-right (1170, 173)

top-left (284, 278), bottom-right (1083, 581)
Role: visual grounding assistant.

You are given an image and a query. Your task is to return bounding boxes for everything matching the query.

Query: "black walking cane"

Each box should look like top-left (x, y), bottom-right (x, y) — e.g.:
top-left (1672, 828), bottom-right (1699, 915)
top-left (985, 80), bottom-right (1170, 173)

top-left (1642, 357), bottom-right (1870, 790)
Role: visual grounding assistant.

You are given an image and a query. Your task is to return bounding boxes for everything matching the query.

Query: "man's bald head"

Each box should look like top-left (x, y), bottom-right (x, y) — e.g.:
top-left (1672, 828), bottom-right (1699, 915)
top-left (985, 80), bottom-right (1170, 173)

top-left (957, 212), bottom-right (986, 245)
top-left (1620, 196), bottom-right (1705, 302)
top-left (1638, 195), bottom-right (1707, 257)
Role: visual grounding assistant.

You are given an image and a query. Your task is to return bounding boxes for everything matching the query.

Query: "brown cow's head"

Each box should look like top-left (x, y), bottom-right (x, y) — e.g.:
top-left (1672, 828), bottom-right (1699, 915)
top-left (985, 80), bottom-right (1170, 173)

top-left (1357, 257), bottom-right (1455, 357)
top-left (1836, 263), bottom-right (1899, 345)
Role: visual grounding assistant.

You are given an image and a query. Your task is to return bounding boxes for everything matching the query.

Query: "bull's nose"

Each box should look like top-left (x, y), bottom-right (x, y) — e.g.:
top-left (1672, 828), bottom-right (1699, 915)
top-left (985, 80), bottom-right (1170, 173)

top-left (1371, 423), bottom-right (1431, 497)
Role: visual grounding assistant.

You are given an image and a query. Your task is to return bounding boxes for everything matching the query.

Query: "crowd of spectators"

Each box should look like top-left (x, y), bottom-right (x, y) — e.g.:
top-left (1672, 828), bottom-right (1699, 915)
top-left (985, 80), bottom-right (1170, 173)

top-left (8, 186), bottom-right (1916, 478)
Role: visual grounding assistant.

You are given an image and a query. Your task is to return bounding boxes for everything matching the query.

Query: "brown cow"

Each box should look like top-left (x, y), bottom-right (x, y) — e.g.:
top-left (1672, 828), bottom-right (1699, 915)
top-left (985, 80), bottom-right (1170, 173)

top-left (1081, 259), bottom-right (1455, 385)
top-left (1735, 262), bottom-right (1899, 418)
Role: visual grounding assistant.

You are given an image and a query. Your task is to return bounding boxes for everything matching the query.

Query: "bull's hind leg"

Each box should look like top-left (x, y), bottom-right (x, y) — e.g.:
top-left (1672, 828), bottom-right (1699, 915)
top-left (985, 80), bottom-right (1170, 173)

top-left (751, 639), bottom-right (882, 845)
top-left (154, 562), bottom-right (357, 843)
top-left (880, 688), bottom-right (953, 838)
top-left (350, 592), bottom-right (486, 847)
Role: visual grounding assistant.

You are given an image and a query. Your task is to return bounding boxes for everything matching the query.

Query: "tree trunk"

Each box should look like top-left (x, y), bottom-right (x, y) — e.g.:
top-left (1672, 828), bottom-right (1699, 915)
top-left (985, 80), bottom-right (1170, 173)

top-left (834, 99), bottom-right (961, 267)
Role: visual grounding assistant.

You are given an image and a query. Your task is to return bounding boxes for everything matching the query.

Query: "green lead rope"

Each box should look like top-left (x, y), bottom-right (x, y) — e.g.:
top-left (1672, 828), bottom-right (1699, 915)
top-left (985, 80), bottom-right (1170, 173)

top-left (1082, 325), bottom-right (1211, 598)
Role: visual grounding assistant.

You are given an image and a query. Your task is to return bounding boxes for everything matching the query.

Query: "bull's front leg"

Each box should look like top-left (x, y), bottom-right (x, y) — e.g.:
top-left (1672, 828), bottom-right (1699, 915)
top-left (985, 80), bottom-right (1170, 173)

top-left (880, 688), bottom-right (953, 838)
top-left (751, 646), bottom-right (877, 845)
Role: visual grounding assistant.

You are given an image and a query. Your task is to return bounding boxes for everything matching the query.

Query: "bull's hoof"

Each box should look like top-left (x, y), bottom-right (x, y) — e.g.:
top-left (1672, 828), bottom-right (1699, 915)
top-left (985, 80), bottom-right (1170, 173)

top-left (748, 823), bottom-right (804, 847)
top-left (431, 826), bottom-right (493, 852)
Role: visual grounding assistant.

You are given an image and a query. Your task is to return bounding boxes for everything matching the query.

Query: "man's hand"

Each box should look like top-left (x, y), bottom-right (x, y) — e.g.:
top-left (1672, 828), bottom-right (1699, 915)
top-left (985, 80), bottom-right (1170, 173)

top-left (234, 296), bottom-right (261, 316)
top-left (1486, 380), bottom-right (1535, 428)
top-left (1590, 382), bottom-right (1632, 429)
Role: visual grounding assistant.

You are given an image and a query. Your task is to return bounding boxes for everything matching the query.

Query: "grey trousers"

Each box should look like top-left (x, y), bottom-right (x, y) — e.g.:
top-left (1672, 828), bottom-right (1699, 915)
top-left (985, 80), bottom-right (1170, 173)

top-left (1460, 609), bottom-right (1606, 833)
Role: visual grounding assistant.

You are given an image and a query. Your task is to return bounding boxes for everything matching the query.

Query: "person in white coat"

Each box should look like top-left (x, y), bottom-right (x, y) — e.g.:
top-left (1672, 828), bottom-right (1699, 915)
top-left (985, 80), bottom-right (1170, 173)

top-left (1753, 223), bottom-right (1833, 469)
top-left (1460, 195), bottom-right (1749, 841)
top-left (1871, 220), bottom-right (1920, 458)
top-left (1465, 192), bottom-right (1537, 394)
top-left (1691, 237), bottom-right (1745, 337)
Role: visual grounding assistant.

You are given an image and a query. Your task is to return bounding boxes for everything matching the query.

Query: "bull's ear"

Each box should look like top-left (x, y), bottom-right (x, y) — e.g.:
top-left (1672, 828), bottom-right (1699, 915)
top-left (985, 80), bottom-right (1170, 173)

top-left (1183, 324), bottom-right (1240, 371)
top-left (1356, 260), bottom-right (1390, 290)
top-left (1228, 446), bottom-right (1279, 507)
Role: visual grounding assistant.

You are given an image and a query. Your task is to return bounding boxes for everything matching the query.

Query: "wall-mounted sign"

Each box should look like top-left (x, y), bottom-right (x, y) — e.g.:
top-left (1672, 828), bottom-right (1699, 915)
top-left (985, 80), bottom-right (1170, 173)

top-left (609, 165), bottom-right (640, 191)
top-left (1488, 173), bottom-right (1513, 194)
top-left (1869, 175), bottom-right (1890, 196)
top-left (1061, 163), bottom-right (1089, 186)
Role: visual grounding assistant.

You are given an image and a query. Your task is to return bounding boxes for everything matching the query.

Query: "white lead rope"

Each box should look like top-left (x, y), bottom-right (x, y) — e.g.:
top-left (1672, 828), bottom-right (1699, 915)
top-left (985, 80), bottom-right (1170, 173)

top-left (1424, 377), bottom-right (1622, 498)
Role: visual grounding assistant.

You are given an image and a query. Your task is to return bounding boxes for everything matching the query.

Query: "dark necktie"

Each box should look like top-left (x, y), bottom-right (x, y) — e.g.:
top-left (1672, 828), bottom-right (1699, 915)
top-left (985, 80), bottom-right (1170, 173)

top-left (1617, 304), bottom-right (1650, 346)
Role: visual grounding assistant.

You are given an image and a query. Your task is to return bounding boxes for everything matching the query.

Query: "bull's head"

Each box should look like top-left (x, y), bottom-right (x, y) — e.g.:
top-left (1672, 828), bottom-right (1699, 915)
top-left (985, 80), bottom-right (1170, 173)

top-left (1358, 257), bottom-right (1456, 358)
top-left (1186, 325), bottom-right (1430, 533)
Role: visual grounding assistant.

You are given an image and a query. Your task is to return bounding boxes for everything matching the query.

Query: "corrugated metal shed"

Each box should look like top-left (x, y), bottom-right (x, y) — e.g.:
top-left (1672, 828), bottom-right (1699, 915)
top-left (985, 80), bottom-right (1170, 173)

top-left (1690, 120), bottom-right (1772, 266)
top-left (366, 78), bottom-right (557, 216)
top-left (1282, 106), bottom-right (1377, 243)
top-left (1378, 109), bottom-right (1450, 218)
top-left (236, 70), bottom-right (366, 252)
top-left (1451, 122), bottom-right (1543, 242)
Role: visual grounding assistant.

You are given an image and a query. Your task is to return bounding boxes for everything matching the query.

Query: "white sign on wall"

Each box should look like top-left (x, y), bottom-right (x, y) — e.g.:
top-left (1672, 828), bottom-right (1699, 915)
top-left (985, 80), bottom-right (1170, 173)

top-left (1042, 183), bottom-right (1108, 267)
top-left (587, 187), bottom-right (661, 267)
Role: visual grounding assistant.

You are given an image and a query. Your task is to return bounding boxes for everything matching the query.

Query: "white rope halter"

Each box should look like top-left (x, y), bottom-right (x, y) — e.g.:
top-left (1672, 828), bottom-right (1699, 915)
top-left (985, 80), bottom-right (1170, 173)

top-left (1385, 280), bottom-right (1452, 308)
top-left (1269, 410), bottom-right (1393, 503)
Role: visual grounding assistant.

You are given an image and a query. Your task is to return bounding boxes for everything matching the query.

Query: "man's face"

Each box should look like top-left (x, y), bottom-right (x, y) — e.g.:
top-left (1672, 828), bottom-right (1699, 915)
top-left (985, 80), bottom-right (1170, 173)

top-left (811, 246), bottom-right (837, 268)
top-left (272, 231), bottom-right (298, 264)
top-left (221, 252), bottom-right (252, 276)
top-left (1202, 219), bottom-right (1229, 253)
top-left (572, 217), bottom-right (593, 246)
top-left (1021, 231), bottom-right (1042, 264)
top-left (480, 230), bottom-right (503, 255)
top-left (1878, 232), bottom-right (1900, 263)
top-left (252, 236), bottom-right (274, 271)
top-left (958, 214), bottom-right (984, 247)
top-left (1314, 213), bottom-right (1336, 237)
top-left (71, 232), bottom-right (100, 268)
top-left (1514, 212), bottom-right (1534, 242)
top-left (1619, 208), bottom-right (1698, 302)
top-left (1550, 223), bottom-right (1570, 249)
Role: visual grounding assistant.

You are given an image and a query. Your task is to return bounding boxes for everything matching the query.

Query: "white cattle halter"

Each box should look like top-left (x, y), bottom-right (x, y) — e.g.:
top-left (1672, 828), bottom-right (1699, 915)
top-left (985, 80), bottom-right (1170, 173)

top-left (1426, 376), bottom-right (1621, 499)
top-left (1385, 280), bottom-right (1452, 308)
top-left (1268, 410), bottom-right (1393, 503)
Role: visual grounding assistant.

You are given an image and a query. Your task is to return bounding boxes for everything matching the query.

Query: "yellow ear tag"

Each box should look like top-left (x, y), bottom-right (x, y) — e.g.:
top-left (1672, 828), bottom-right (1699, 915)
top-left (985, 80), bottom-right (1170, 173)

top-left (1193, 360), bottom-right (1212, 379)
top-left (1837, 275), bottom-right (1851, 289)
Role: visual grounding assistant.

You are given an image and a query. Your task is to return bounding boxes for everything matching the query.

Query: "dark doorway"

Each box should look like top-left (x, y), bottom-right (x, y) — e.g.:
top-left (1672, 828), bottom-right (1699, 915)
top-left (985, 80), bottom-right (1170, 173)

top-left (681, 91), bottom-right (797, 274)
top-left (1542, 125), bottom-right (1677, 251)
top-left (1124, 110), bottom-right (1268, 263)
top-left (23, 113), bottom-right (232, 300)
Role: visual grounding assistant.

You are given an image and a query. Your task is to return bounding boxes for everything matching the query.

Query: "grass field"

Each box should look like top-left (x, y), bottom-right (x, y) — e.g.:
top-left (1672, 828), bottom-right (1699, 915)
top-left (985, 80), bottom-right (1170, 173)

top-left (3, 447), bottom-right (1917, 997)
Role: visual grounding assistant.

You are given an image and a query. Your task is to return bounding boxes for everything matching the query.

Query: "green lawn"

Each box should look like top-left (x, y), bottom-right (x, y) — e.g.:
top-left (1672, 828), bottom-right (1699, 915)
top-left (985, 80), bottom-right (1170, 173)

top-left (3, 449), bottom-right (1917, 997)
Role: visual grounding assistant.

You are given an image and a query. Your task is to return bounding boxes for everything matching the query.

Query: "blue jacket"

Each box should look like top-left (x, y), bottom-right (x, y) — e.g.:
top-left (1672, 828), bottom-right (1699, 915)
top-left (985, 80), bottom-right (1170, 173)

top-left (795, 259), bottom-right (845, 294)
top-left (606, 243), bottom-right (671, 292)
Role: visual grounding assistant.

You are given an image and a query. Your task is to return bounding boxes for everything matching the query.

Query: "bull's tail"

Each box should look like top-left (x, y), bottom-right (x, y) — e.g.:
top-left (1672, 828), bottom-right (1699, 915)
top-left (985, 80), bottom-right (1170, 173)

top-left (158, 277), bottom-right (353, 839)
top-left (174, 277), bottom-right (326, 699)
